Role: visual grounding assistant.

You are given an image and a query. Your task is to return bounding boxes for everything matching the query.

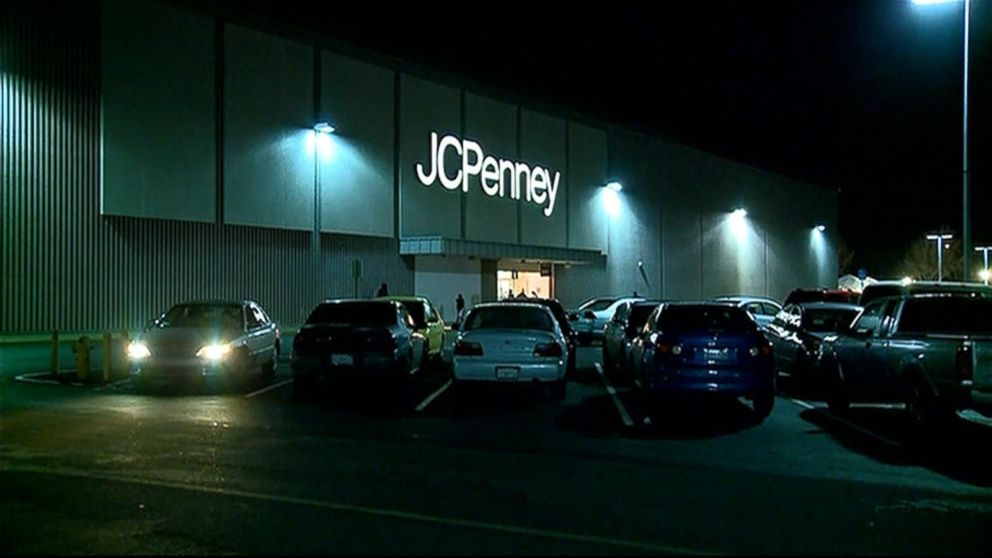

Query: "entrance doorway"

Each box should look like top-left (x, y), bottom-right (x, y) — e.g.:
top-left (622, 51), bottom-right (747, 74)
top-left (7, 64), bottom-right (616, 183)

top-left (497, 261), bottom-right (553, 300)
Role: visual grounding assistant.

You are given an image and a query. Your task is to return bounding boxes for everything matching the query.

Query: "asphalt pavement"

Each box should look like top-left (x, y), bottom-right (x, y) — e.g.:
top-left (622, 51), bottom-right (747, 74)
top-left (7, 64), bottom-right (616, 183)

top-left (2, 347), bottom-right (992, 554)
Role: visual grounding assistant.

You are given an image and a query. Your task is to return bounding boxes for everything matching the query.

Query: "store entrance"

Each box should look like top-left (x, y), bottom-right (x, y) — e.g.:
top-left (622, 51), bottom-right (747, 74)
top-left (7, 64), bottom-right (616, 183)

top-left (496, 261), bottom-right (553, 300)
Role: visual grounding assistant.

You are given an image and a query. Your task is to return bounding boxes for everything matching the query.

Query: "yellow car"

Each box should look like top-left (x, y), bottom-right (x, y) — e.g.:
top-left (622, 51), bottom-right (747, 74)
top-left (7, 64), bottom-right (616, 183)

top-left (377, 296), bottom-right (446, 362)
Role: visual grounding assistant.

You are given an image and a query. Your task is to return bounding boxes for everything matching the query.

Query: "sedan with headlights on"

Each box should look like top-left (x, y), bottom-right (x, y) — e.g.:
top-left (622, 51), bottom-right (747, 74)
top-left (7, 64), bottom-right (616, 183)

top-left (127, 299), bottom-right (281, 391)
top-left (452, 302), bottom-right (569, 400)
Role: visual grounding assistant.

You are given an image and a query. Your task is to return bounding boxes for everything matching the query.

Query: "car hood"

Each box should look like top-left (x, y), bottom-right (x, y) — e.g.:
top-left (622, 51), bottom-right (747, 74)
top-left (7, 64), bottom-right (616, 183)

top-left (140, 326), bottom-right (240, 350)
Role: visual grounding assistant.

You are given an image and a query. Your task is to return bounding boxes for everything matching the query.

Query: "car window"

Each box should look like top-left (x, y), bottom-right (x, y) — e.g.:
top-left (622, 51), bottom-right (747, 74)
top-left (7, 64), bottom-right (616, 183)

top-left (761, 302), bottom-right (781, 315)
top-left (306, 302), bottom-right (397, 326)
top-left (463, 306), bottom-right (555, 332)
top-left (659, 306), bottom-right (756, 333)
top-left (745, 302), bottom-right (764, 316)
top-left (246, 305), bottom-right (263, 329)
top-left (643, 305), bottom-right (663, 334)
top-left (161, 304), bottom-right (243, 330)
top-left (897, 297), bottom-right (992, 335)
top-left (397, 300), bottom-right (428, 329)
top-left (399, 307), bottom-right (416, 329)
top-left (613, 302), bottom-right (631, 323)
top-left (578, 298), bottom-right (616, 313)
top-left (851, 302), bottom-right (886, 336)
top-left (628, 304), bottom-right (658, 333)
top-left (255, 305), bottom-right (272, 325)
top-left (801, 308), bottom-right (861, 333)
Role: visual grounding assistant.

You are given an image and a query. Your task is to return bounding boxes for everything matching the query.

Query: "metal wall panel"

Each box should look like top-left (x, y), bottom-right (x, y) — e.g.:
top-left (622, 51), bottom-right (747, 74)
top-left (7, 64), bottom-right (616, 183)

top-left (0, 2), bottom-right (412, 334)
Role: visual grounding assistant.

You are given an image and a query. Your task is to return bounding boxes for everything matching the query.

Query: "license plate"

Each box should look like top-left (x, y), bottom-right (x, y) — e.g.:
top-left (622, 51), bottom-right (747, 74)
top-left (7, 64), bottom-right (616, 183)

top-left (700, 348), bottom-right (732, 361)
top-left (331, 354), bottom-right (354, 366)
top-left (496, 367), bottom-right (520, 380)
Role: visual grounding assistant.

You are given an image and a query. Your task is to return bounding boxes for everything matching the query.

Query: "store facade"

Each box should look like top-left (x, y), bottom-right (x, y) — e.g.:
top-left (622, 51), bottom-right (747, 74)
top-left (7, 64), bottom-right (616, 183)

top-left (0, 0), bottom-right (837, 332)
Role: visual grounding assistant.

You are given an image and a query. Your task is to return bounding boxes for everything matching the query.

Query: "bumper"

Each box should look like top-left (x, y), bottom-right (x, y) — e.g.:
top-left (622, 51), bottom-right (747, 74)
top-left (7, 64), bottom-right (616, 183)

top-left (130, 358), bottom-right (230, 385)
top-left (644, 365), bottom-right (773, 396)
top-left (291, 354), bottom-right (411, 384)
top-left (453, 358), bottom-right (565, 383)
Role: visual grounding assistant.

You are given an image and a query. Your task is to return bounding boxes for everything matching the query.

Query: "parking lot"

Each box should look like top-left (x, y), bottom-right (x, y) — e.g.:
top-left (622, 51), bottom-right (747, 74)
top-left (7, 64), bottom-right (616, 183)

top-left (3, 345), bottom-right (992, 555)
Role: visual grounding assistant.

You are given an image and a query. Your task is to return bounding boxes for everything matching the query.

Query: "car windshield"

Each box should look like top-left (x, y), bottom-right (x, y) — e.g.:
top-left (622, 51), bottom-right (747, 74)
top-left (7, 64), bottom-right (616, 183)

top-left (659, 305), bottom-right (755, 333)
top-left (395, 300), bottom-right (428, 329)
top-left (802, 308), bottom-right (861, 332)
top-left (463, 306), bottom-right (554, 332)
top-left (898, 297), bottom-right (992, 335)
top-left (160, 304), bottom-right (242, 330)
top-left (577, 297), bottom-right (616, 312)
top-left (306, 302), bottom-right (396, 326)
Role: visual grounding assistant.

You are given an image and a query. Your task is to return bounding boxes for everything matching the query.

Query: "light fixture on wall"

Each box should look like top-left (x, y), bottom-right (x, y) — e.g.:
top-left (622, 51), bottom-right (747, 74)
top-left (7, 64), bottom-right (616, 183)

top-left (815, 224), bottom-right (826, 232)
top-left (732, 208), bottom-right (748, 218)
top-left (314, 122), bottom-right (336, 135)
top-left (605, 181), bottom-right (623, 192)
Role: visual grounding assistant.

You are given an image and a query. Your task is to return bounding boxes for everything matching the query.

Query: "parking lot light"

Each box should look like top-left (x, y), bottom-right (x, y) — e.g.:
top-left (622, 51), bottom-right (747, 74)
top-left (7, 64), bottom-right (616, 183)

top-left (926, 233), bottom-right (954, 281)
top-left (901, 276), bottom-right (914, 286)
top-left (313, 122), bottom-right (335, 135)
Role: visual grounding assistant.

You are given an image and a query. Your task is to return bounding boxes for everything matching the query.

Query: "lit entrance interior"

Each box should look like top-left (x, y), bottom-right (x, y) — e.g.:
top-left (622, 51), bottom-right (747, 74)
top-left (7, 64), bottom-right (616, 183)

top-left (497, 261), bottom-right (553, 300)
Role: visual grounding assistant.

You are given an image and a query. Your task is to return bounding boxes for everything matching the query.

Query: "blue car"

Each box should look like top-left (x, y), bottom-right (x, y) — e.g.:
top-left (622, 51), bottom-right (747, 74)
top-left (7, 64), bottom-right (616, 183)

top-left (628, 302), bottom-right (776, 419)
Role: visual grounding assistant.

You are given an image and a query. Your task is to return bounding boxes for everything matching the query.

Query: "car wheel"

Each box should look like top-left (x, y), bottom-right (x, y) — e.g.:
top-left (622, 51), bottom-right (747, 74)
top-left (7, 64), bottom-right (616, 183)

top-left (753, 390), bottom-right (774, 420)
top-left (826, 361), bottom-right (850, 415)
top-left (549, 379), bottom-right (566, 401)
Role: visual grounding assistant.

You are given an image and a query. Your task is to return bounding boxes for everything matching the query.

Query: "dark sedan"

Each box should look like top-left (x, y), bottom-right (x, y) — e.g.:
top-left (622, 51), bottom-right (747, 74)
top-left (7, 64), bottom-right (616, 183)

top-left (628, 302), bottom-right (775, 419)
top-left (128, 300), bottom-right (281, 391)
top-left (602, 299), bottom-right (662, 381)
top-left (526, 298), bottom-right (578, 378)
top-left (290, 299), bottom-right (426, 396)
top-left (764, 301), bottom-right (862, 392)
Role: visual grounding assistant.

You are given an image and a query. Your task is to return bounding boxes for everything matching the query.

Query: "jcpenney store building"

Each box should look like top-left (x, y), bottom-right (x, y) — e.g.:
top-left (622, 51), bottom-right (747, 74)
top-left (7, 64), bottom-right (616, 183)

top-left (0, 0), bottom-right (837, 333)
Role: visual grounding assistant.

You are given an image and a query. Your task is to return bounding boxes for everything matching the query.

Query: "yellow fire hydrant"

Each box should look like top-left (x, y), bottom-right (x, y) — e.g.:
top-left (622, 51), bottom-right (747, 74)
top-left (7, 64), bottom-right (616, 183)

top-left (73, 336), bottom-right (92, 381)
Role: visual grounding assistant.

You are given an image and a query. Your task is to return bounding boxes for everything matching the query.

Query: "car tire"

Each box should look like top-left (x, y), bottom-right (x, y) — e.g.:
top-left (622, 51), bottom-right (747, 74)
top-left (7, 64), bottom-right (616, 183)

top-left (825, 361), bottom-right (850, 415)
top-left (549, 379), bottom-right (566, 401)
top-left (753, 390), bottom-right (774, 420)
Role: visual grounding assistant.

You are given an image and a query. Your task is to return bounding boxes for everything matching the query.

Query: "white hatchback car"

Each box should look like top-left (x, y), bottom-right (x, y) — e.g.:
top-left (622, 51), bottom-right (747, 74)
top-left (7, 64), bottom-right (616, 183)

top-left (452, 302), bottom-right (568, 399)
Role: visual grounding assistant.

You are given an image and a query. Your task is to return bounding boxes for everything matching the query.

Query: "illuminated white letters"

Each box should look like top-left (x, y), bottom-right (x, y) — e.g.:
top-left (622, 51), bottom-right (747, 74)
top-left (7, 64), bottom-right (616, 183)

top-left (415, 132), bottom-right (562, 218)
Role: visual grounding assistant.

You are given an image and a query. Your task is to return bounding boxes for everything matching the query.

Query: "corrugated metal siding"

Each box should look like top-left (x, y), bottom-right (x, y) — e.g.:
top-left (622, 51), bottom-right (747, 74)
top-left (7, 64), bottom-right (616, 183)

top-left (1, 2), bottom-right (413, 333)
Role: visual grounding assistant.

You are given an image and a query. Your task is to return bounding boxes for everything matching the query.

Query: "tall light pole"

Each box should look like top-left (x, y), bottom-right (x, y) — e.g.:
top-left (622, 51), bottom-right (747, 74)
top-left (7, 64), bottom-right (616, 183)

top-left (912, 0), bottom-right (972, 279)
top-left (927, 233), bottom-right (954, 281)
top-left (975, 246), bottom-right (992, 285)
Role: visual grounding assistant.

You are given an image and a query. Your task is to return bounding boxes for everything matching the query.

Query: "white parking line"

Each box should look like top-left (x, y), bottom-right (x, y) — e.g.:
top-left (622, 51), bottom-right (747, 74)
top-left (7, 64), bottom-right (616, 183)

top-left (13, 372), bottom-right (84, 387)
top-left (244, 379), bottom-right (294, 399)
top-left (415, 379), bottom-right (453, 412)
top-left (594, 363), bottom-right (634, 428)
top-left (0, 464), bottom-right (713, 555)
top-left (788, 397), bottom-right (902, 449)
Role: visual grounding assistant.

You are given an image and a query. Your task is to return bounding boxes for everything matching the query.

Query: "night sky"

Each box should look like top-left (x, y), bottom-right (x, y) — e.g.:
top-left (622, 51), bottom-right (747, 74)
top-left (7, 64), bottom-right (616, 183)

top-left (208, 0), bottom-right (990, 278)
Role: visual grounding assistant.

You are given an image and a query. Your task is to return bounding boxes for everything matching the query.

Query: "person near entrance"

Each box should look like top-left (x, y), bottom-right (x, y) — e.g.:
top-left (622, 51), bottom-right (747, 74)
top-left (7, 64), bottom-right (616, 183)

top-left (377, 282), bottom-right (389, 297)
top-left (517, 289), bottom-right (527, 299)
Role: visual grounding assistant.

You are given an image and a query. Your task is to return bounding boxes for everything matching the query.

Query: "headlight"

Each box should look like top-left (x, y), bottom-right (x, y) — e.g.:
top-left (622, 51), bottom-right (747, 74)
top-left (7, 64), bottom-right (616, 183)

top-left (126, 341), bottom-right (151, 360)
top-left (196, 343), bottom-right (233, 361)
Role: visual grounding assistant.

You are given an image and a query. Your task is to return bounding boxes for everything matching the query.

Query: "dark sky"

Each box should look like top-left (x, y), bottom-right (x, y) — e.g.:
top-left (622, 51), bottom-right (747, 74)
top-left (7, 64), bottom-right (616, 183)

top-left (212, 0), bottom-right (990, 278)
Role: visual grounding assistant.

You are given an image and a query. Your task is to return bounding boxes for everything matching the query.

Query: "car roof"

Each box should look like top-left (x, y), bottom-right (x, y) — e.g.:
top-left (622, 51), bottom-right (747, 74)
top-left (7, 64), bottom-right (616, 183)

top-left (662, 301), bottom-right (741, 308)
top-left (180, 299), bottom-right (249, 307)
top-left (378, 295), bottom-right (429, 303)
top-left (792, 301), bottom-right (863, 311)
top-left (631, 300), bottom-right (664, 307)
top-left (317, 298), bottom-right (400, 306)
top-left (471, 302), bottom-right (552, 310)
top-left (714, 295), bottom-right (780, 304)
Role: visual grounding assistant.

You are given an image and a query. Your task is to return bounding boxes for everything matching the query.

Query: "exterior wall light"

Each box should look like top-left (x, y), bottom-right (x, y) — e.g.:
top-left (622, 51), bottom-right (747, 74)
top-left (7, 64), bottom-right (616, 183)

top-left (314, 122), bottom-right (336, 135)
top-left (605, 181), bottom-right (623, 192)
top-left (732, 208), bottom-right (747, 218)
top-left (815, 224), bottom-right (826, 232)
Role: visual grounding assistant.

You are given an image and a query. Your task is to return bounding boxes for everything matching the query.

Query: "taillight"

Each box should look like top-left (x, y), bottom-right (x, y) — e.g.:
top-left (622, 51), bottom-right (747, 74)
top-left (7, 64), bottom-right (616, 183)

top-left (534, 343), bottom-right (563, 358)
top-left (749, 342), bottom-right (773, 357)
top-left (956, 342), bottom-right (974, 385)
top-left (656, 341), bottom-right (682, 356)
top-left (454, 340), bottom-right (484, 357)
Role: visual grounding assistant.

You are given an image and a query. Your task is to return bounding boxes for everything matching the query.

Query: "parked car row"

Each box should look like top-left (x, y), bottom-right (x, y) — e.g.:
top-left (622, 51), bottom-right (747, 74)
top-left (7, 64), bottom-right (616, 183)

top-left (125, 281), bottom-right (992, 432)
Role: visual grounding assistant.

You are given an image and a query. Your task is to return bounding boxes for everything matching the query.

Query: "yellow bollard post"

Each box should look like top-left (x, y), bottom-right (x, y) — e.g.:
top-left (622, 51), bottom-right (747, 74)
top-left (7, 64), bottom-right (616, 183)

top-left (74, 336), bottom-right (91, 381)
top-left (102, 332), bottom-right (111, 383)
top-left (51, 330), bottom-right (59, 376)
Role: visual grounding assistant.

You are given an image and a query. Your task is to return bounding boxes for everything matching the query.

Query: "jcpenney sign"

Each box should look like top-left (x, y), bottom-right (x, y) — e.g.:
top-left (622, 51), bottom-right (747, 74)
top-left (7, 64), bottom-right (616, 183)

top-left (415, 132), bottom-right (561, 217)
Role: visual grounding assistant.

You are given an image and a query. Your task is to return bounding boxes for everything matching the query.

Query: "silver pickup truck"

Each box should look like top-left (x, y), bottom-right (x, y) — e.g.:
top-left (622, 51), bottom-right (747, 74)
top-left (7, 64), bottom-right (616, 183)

top-left (817, 293), bottom-right (992, 426)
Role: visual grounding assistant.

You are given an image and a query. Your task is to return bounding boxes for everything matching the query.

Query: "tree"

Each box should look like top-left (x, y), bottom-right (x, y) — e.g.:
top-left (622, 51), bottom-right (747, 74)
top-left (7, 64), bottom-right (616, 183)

top-left (837, 238), bottom-right (855, 276)
top-left (897, 237), bottom-right (963, 281)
